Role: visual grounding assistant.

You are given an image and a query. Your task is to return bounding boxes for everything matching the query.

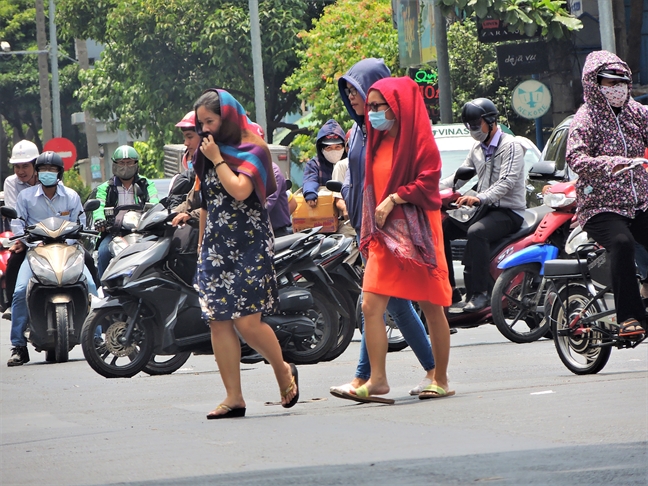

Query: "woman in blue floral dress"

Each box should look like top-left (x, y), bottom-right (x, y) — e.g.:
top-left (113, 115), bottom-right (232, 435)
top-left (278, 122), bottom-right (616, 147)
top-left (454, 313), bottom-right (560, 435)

top-left (193, 89), bottom-right (299, 419)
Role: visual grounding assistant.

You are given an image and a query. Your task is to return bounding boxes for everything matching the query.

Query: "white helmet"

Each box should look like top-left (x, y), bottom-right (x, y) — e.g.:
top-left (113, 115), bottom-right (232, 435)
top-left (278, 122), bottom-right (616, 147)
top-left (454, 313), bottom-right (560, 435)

top-left (9, 140), bottom-right (39, 164)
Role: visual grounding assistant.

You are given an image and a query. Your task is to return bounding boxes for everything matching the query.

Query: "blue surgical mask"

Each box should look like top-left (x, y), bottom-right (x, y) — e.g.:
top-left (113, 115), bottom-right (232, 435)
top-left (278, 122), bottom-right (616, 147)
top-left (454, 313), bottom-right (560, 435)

top-left (38, 172), bottom-right (58, 187)
top-left (368, 110), bottom-right (395, 131)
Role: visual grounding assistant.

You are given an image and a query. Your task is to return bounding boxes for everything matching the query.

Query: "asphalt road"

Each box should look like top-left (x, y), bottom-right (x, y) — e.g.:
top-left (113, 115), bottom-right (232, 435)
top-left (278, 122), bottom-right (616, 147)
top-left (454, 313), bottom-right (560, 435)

top-left (1, 317), bottom-right (646, 485)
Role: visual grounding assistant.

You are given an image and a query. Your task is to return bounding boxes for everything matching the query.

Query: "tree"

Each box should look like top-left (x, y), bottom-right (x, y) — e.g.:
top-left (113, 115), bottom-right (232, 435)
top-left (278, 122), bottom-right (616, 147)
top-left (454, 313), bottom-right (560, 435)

top-left (0, 0), bottom-right (83, 169)
top-left (57, 0), bottom-right (325, 160)
top-left (439, 0), bottom-right (582, 40)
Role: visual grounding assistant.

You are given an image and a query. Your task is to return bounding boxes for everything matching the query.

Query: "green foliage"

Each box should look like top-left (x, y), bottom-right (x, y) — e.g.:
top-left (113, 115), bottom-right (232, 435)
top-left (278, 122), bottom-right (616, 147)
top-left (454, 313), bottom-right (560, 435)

top-left (57, 0), bottom-right (315, 152)
top-left (284, 0), bottom-right (403, 143)
top-left (133, 141), bottom-right (163, 179)
top-left (63, 167), bottom-right (92, 202)
top-left (440, 0), bottom-right (582, 40)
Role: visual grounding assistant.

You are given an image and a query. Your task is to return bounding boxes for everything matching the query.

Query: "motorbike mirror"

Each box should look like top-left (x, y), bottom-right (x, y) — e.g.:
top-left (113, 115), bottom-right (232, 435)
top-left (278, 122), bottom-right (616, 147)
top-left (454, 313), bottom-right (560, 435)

top-left (453, 167), bottom-right (476, 184)
top-left (84, 199), bottom-right (101, 212)
top-left (326, 180), bottom-right (343, 192)
top-left (0, 206), bottom-right (17, 220)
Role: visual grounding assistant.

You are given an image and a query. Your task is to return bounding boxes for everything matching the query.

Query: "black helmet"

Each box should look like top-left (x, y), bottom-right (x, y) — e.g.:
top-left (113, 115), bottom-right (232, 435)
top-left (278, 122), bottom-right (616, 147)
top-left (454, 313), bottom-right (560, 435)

top-left (35, 151), bottom-right (65, 180)
top-left (461, 98), bottom-right (499, 128)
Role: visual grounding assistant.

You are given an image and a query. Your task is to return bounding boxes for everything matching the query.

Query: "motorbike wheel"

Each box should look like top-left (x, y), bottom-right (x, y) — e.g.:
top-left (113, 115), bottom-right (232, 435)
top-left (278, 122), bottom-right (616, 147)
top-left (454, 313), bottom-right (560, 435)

top-left (491, 264), bottom-right (549, 344)
top-left (143, 352), bottom-right (192, 376)
top-left (53, 303), bottom-right (70, 363)
top-left (81, 307), bottom-right (154, 378)
top-left (321, 284), bottom-right (357, 362)
top-left (550, 284), bottom-right (612, 375)
top-left (282, 287), bottom-right (339, 365)
top-left (356, 292), bottom-right (409, 352)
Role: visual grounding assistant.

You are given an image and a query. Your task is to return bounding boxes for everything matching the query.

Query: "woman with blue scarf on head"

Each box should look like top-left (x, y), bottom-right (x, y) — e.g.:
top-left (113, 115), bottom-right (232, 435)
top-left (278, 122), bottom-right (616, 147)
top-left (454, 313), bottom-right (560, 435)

top-left (193, 89), bottom-right (299, 419)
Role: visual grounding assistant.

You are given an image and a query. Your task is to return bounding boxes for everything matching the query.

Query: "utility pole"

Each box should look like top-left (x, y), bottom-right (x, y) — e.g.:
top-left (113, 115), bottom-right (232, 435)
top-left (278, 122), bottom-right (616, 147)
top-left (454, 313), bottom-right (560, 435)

top-left (49, 0), bottom-right (62, 138)
top-left (597, 0), bottom-right (616, 53)
top-left (248, 0), bottom-right (267, 137)
top-left (35, 0), bottom-right (52, 144)
top-left (75, 39), bottom-right (102, 181)
top-left (433, 4), bottom-right (452, 123)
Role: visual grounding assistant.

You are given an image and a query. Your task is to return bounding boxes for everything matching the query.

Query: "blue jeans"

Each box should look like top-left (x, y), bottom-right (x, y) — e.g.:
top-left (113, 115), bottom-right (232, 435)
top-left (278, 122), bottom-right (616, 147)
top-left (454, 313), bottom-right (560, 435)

top-left (355, 297), bottom-right (435, 380)
top-left (10, 258), bottom-right (97, 347)
top-left (97, 234), bottom-right (114, 278)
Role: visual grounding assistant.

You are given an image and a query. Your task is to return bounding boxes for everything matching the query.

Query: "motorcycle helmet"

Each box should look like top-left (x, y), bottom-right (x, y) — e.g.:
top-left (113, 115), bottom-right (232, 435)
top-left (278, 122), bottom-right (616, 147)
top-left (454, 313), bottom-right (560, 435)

top-left (35, 151), bottom-right (65, 186)
top-left (461, 98), bottom-right (499, 129)
top-left (10, 140), bottom-right (39, 164)
top-left (111, 145), bottom-right (140, 180)
top-left (175, 111), bottom-right (196, 128)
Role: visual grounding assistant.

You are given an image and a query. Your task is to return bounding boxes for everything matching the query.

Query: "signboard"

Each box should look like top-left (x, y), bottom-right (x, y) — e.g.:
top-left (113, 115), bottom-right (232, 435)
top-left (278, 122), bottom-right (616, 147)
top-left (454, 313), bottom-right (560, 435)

top-left (43, 137), bottom-right (77, 171)
top-left (420, 0), bottom-right (437, 63)
top-left (512, 80), bottom-right (552, 119)
top-left (477, 17), bottom-right (539, 43)
top-left (496, 42), bottom-right (549, 77)
top-left (397, 0), bottom-right (421, 67)
top-left (410, 68), bottom-right (440, 122)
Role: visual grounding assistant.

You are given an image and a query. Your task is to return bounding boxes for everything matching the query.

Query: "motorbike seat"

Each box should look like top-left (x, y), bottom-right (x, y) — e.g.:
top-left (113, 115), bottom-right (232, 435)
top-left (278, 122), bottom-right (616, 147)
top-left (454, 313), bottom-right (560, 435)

top-left (490, 206), bottom-right (552, 257)
top-left (543, 259), bottom-right (588, 279)
top-left (274, 233), bottom-right (306, 253)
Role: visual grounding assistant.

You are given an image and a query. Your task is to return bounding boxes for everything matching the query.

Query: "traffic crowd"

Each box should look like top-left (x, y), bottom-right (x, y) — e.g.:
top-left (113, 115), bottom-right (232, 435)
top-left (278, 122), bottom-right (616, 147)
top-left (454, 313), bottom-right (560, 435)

top-left (3, 49), bottom-right (647, 420)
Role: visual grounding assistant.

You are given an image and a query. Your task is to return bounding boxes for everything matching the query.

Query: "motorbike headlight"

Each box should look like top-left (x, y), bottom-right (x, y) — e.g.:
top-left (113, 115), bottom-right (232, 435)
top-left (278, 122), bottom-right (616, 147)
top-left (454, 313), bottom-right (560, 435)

top-left (122, 211), bottom-right (141, 230)
top-left (105, 265), bottom-right (137, 282)
top-left (565, 230), bottom-right (591, 255)
top-left (27, 253), bottom-right (58, 286)
top-left (543, 193), bottom-right (576, 209)
top-left (61, 252), bottom-right (85, 285)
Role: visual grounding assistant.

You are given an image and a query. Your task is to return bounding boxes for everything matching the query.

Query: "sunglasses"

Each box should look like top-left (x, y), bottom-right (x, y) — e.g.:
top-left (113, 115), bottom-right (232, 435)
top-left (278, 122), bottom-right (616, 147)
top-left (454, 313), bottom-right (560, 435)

top-left (344, 86), bottom-right (359, 97)
top-left (367, 102), bottom-right (389, 112)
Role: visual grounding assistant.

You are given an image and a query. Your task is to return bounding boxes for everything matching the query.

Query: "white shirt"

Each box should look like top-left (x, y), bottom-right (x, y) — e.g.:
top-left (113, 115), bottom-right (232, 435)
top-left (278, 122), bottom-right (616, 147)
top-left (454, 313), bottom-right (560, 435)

top-left (3, 174), bottom-right (36, 210)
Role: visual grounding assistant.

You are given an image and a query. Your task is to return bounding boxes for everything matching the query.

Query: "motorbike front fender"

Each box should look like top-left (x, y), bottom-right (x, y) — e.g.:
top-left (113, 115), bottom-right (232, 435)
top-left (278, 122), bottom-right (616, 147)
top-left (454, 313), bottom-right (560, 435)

top-left (497, 244), bottom-right (559, 274)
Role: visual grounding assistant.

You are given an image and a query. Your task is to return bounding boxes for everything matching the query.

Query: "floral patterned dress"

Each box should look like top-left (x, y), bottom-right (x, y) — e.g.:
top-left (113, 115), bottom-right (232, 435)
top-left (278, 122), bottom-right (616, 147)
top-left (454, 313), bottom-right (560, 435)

top-left (195, 167), bottom-right (277, 322)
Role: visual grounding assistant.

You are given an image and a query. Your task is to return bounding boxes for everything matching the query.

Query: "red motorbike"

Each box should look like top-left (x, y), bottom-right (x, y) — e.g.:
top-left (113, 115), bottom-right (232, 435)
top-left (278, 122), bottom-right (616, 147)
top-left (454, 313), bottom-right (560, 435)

top-left (0, 229), bottom-right (15, 312)
top-left (489, 181), bottom-right (578, 342)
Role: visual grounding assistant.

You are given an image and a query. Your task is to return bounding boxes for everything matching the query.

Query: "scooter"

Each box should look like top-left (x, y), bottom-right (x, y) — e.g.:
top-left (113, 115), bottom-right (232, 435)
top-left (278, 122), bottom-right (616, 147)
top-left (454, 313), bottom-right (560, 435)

top-left (1, 200), bottom-right (101, 363)
top-left (490, 181), bottom-right (577, 343)
top-left (0, 229), bottom-right (14, 311)
top-left (80, 204), bottom-right (344, 378)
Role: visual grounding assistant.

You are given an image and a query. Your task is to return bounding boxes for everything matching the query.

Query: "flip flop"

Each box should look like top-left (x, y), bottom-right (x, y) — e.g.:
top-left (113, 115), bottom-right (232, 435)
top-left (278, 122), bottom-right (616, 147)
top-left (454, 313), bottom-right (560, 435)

top-left (281, 363), bottom-right (299, 409)
top-left (618, 319), bottom-right (646, 338)
top-left (330, 383), bottom-right (356, 399)
top-left (336, 384), bottom-right (395, 404)
top-left (206, 404), bottom-right (246, 420)
top-left (418, 384), bottom-right (455, 400)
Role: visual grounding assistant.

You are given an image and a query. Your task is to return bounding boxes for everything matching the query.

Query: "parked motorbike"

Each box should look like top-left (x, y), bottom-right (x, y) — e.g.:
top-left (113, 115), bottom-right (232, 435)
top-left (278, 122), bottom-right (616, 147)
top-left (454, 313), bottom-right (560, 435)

top-left (0, 200), bottom-right (101, 363)
top-left (543, 237), bottom-right (647, 374)
top-left (490, 181), bottom-right (577, 343)
top-left (81, 204), bottom-right (344, 378)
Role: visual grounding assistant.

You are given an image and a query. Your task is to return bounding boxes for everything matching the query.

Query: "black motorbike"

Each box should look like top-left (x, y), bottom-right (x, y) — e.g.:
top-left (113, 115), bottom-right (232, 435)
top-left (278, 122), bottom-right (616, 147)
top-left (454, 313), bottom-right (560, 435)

top-left (80, 204), bottom-right (344, 378)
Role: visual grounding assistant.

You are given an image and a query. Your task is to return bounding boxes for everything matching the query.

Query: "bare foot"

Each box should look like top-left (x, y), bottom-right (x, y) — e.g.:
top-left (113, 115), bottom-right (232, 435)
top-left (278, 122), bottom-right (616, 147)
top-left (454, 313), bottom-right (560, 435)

top-left (351, 379), bottom-right (390, 397)
top-left (207, 401), bottom-right (246, 418)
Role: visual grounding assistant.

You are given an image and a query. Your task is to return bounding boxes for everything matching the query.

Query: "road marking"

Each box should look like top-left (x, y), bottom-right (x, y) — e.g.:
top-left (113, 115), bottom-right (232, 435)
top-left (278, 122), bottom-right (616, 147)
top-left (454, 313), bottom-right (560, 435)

top-left (530, 390), bottom-right (555, 395)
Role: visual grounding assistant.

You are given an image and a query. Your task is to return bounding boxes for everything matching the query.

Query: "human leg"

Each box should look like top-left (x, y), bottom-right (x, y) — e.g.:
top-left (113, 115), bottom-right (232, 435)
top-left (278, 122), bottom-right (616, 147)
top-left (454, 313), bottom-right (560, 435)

top-left (359, 291), bottom-right (391, 395)
top-left (417, 301), bottom-right (451, 392)
top-left (584, 213), bottom-right (645, 326)
top-left (207, 319), bottom-right (245, 416)
top-left (630, 209), bottom-right (648, 301)
top-left (442, 218), bottom-right (466, 290)
top-left (7, 260), bottom-right (33, 366)
top-left (387, 297), bottom-right (434, 371)
top-left (235, 313), bottom-right (297, 407)
top-left (96, 235), bottom-right (114, 278)
top-left (4, 250), bottom-right (25, 309)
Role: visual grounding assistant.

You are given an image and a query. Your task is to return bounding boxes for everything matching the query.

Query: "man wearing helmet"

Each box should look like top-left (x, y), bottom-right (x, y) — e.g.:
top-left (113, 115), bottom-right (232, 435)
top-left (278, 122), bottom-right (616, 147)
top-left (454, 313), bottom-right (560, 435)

top-left (168, 112), bottom-right (201, 223)
top-left (2, 141), bottom-right (40, 316)
top-left (92, 145), bottom-right (159, 277)
top-left (439, 98), bottom-right (526, 313)
top-left (7, 152), bottom-right (97, 366)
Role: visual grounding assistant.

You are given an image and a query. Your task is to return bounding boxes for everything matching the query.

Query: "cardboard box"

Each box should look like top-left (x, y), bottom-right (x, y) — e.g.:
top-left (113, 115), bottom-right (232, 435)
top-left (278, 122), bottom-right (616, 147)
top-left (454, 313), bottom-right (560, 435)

top-left (292, 188), bottom-right (339, 233)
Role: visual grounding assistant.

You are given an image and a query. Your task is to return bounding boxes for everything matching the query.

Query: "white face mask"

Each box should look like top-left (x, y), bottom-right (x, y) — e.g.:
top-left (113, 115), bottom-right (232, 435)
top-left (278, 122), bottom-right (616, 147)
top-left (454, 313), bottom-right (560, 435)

top-left (600, 84), bottom-right (628, 108)
top-left (470, 128), bottom-right (488, 143)
top-left (323, 149), bottom-right (344, 164)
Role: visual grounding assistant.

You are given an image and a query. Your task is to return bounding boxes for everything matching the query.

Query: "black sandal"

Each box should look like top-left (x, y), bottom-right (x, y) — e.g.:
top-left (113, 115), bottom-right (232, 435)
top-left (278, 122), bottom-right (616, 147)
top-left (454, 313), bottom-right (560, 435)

top-left (618, 319), bottom-right (646, 337)
top-left (281, 363), bottom-right (299, 409)
top-left (206, 404), bottom-right (246, 419)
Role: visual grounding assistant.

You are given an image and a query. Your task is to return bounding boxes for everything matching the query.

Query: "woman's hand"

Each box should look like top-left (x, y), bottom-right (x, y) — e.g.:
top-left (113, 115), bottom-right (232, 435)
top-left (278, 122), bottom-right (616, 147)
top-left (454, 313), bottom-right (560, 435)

top-left (455, 195), bottom-right (480, 207)
top-left (375, 197), bottom-right (395, 229)
top-left (307, 198), bottom-right (318, 208)
top-left (200, 134), bottom-right (222, 163)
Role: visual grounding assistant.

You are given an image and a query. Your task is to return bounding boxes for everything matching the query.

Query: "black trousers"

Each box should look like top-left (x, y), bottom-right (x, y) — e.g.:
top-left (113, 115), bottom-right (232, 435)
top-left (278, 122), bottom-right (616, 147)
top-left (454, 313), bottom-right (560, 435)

top-left (583, 209), bottom-right (648, 324)
top-left (443, 207), bottom-right (523, 295)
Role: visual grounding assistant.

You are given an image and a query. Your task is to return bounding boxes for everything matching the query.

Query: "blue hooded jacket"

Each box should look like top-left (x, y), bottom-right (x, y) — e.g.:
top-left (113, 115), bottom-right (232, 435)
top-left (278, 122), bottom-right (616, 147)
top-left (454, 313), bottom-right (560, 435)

top-left (302, 119), bottom-right (346, 201)
top-left (337, 58), bottom-right (391, 233)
